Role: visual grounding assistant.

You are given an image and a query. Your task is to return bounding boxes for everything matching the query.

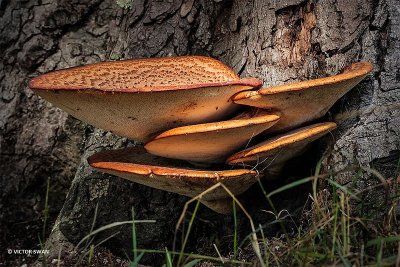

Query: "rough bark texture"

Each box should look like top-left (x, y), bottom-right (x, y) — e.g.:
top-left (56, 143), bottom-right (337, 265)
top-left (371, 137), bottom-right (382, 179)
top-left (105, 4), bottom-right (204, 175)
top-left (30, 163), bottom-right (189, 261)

top-left (1, 0), bottom-right (399, 265)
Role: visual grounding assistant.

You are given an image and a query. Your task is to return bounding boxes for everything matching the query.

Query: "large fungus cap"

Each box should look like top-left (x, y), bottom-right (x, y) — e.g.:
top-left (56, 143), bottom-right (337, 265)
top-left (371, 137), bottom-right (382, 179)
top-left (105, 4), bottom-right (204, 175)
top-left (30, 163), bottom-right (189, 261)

top-left (227, 122), bottom-right (337, 176)
top-left (88, 147), bottom-right (259, 214)
top-left (144, 109), bottom-right (280, 163)
top-left (233, 62), bottom-right (372, 133)
top-left (29, 56), bottom-right (262, 142)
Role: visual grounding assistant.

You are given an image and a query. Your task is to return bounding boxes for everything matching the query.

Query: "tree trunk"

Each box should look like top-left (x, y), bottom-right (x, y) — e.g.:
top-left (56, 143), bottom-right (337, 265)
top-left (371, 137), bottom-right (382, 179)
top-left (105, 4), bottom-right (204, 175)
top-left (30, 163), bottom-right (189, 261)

top-left (1, 0), bottom-right (399, 265)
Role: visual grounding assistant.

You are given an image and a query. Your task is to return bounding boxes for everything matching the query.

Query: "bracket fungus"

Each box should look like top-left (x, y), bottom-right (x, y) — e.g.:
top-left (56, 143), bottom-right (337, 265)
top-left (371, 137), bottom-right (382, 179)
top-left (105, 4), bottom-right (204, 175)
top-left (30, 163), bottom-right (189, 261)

top-left (233, 62), bottom-right (373, 133)
top-left (29, 56), bottom-right (372, 214)
top-left (145, 109), bottom-right (280, 163)
top-left (88, 147), bottom-right (258, 214)
top-left (29, 56), bottom-right (262, 142)
top-left (227, 122), bottom-right (337, 177)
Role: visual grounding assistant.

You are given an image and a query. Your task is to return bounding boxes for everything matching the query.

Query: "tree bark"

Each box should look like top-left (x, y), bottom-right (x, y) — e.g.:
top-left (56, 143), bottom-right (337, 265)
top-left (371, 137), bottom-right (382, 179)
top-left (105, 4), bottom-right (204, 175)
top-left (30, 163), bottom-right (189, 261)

top-left (1, 0), bottom-right (399, 265)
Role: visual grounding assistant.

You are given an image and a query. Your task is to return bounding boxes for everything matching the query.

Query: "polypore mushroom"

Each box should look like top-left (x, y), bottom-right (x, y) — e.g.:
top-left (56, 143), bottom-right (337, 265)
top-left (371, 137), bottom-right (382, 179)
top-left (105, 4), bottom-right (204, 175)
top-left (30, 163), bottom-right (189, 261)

top-left (144, 109), bottom-right (280, 163)
top-left (233, 62), bottom-right (373, 133)
top-left (30, 55), bottom-right (372, 214)
top-left (88, 147), bottom-right (259, 214)
top-left (227, 122), bottom-right (337, 177)
top-left (29, 56), bottom-right (262, 142)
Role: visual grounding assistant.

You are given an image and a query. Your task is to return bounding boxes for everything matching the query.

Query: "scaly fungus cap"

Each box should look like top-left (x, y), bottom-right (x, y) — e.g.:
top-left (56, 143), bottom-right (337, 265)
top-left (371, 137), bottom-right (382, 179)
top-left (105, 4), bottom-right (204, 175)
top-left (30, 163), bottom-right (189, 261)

top-left (29, 56), bottom-right (262, 142)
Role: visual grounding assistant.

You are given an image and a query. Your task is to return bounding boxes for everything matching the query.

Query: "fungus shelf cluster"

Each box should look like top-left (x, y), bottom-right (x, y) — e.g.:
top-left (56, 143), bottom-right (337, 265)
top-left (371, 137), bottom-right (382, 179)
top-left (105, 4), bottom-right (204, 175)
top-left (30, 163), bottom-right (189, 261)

top-left (29, 56), bottom-right (373, 214)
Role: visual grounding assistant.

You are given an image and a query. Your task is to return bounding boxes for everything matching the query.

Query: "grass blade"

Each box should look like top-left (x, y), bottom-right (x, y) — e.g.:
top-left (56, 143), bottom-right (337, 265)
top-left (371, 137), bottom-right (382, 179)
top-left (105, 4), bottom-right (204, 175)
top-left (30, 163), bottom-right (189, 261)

top-left (75, 219), bottom-right (156, 250)
top-left (165, 247), bottom-right (173, 267)
top-left (183, 259), bottom-right (202, 267)
top-left (267, 177), bottom-right (315, 198)
top-left (178, 200), bottom-right (201, 266)
top-left (233, 199), bottom-right (238, 260)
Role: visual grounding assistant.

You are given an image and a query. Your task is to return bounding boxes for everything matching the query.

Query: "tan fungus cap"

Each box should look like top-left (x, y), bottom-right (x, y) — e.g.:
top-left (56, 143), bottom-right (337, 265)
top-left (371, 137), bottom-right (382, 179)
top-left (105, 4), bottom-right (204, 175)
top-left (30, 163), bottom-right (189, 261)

top-left (227, 122), bottom-right (337, 176)
top-left (233, 62), bottom-right (373, 133)
top-left (88, 147), bottom-right (259, 214)
top-left (29, 56), bottom-right (262, 142)
top-left (145, 109), bottom-right (280, 163)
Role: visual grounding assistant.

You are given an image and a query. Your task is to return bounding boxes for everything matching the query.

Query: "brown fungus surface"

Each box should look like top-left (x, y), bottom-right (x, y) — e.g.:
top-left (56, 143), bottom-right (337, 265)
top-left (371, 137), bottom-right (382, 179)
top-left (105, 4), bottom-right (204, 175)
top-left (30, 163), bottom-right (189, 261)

top-left (88, 147), bottom-right (259, 214)
top-left (145, 109), bottom-right (280, 163)
top-left (233, 62), bottom-right (373, 133)
top-left (29, 56), bottom-right (262, 142)
top-left (29, 56), bottom-right (241, 92)
top-left (227, 122), bottom-right (337, 176)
